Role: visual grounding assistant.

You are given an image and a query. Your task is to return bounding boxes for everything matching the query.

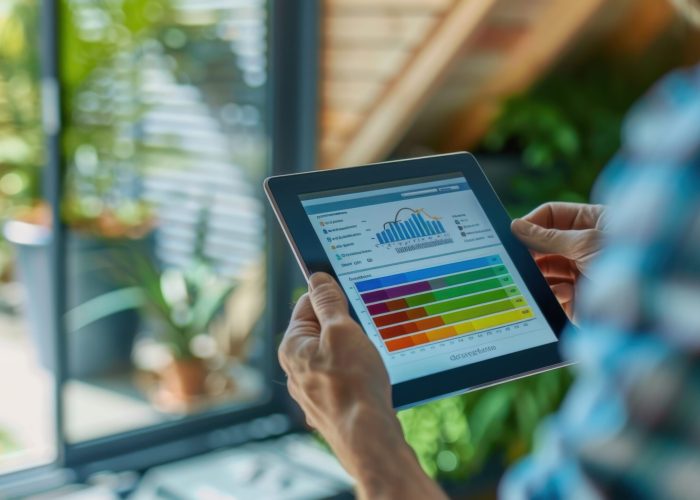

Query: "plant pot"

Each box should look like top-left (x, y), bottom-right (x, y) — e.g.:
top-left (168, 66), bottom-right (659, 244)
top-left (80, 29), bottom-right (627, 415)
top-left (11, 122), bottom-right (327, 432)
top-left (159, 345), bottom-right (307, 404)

top-left (160, 358), bottom-right (208, 401)
top-left (4, 220), bottom-right (144, 378)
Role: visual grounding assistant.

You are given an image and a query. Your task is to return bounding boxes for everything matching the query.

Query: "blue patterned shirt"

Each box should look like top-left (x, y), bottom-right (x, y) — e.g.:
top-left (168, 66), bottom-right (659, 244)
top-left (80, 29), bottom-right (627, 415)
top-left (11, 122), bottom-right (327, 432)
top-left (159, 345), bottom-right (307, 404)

top-left (502, 65), bottom-right (700, 499)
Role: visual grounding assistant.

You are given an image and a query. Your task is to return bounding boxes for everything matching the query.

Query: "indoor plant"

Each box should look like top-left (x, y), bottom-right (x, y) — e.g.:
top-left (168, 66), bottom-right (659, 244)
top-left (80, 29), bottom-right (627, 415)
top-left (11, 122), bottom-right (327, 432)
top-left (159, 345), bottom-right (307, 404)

top-left (114, 252), bottom-right (237, 404)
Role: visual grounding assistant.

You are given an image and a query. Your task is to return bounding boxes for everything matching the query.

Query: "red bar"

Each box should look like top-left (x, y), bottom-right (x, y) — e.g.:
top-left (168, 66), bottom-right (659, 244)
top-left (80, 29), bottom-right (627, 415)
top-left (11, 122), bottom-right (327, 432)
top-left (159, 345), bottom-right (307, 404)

top-left (372, 307), bottom-right (427, 328)
top-left (380, 323), bottom-right (415, 339)
top-left (374, 311), bottom-right (410, 327)
top-left (379, 316), bottom-right (444, 340)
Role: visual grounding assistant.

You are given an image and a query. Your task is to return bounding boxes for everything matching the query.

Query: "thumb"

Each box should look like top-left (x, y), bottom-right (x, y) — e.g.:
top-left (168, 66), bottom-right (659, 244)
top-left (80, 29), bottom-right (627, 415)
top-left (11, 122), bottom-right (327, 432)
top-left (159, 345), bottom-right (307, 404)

top-left (308, 272), bottom-right (349, 324)
top-left (511, 218), bottom-right (595, 259)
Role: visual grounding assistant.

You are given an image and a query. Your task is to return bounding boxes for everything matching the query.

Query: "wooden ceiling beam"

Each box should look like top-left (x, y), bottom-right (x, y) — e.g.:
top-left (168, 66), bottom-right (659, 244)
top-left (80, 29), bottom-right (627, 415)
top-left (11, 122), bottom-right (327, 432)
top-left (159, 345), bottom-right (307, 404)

top-left (439, 0), bottom-right (609, 152)
top-left (325, 0), bottom-right (498, 168)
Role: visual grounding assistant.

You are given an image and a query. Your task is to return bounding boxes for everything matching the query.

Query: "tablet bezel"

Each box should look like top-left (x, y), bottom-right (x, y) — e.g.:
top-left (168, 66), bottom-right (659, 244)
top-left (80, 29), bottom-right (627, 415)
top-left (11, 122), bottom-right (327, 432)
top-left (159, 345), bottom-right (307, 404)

top-left (265, 152), bottom-right (571, 409)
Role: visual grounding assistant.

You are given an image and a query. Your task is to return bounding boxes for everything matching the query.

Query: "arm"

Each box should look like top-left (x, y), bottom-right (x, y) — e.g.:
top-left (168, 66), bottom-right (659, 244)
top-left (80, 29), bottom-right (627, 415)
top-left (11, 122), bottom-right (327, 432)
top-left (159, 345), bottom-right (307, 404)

top-left (279, 273), bottom-right (448, 500)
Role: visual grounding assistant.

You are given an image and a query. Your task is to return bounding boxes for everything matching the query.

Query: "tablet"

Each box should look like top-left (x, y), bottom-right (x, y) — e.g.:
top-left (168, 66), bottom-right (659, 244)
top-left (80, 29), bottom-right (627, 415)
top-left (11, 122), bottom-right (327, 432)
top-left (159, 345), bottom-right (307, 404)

top-left (265, 152), bottom-right (571, 409)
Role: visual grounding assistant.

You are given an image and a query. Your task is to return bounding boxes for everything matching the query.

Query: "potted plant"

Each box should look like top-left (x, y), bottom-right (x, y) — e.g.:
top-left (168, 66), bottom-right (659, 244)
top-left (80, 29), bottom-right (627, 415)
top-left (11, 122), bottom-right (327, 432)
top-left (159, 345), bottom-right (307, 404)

top-left (112, 253), bottom-right (237, 407)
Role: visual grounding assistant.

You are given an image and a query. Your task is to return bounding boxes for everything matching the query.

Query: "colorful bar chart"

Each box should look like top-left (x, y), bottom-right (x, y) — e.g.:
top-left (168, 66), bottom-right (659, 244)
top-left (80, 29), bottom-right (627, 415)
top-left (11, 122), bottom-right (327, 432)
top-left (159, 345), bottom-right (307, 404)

top-left (376, 211), bottom-right (446, 244)
top-left (356, 255), bottom-right (535, 352)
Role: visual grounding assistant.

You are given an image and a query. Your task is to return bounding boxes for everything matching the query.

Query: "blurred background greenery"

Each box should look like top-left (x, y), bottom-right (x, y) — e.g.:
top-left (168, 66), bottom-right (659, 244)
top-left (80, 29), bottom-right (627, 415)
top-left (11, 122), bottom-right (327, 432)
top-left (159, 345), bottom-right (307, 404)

top-left (0, 0), bottom-right (43, 282)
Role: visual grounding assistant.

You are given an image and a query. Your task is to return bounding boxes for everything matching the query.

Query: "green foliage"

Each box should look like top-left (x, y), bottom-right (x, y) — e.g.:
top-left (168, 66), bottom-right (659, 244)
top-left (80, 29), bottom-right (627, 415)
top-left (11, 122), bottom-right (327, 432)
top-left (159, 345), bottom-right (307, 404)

top-left (484, 53), bottom-right (689, 216)
top-left (59, 0), bottom-right (172, 230)
top-left (0, 426), bottom-right (18, 455)
top-left (400, 369), bottom-right (571, 481)
top-left (0, 0), bottom-right (43, 212)
top-left (112, 250), bottom-right (236, 359)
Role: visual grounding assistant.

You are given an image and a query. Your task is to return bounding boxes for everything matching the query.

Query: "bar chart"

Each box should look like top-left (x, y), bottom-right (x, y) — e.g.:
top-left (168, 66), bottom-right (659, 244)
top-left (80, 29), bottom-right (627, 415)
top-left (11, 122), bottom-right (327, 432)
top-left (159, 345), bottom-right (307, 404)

top-left (376, 209), bottom-right (447, 244)
top-left (356, 255), bottom-right (535, 352)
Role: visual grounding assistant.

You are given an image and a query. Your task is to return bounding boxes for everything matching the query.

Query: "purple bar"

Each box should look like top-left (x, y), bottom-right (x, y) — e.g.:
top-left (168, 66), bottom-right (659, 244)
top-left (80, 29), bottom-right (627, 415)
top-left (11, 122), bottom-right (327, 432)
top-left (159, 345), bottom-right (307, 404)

top-left (361, 280), bottom-right (431, 303)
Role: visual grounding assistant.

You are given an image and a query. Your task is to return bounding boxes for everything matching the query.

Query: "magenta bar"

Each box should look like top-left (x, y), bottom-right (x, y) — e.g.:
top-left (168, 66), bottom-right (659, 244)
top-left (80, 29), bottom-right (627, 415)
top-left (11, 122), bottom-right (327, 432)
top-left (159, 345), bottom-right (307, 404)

top-left (361, 280), bottom-right (432, 303)
top-left (361, 289), bottom-right (389, 303)
top-left (367, 302), bottom-right (390, 315)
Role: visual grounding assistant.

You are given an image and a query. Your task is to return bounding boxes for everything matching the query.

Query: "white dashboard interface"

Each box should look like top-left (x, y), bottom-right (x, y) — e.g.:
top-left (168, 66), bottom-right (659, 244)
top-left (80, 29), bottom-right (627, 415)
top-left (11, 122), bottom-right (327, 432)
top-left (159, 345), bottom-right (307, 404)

top-left (300, 174), bottom-right (558, 384)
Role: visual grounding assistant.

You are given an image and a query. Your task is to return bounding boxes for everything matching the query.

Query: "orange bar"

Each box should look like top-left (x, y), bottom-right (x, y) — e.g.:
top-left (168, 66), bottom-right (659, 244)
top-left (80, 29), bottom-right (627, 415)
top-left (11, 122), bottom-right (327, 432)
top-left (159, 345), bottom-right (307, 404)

top-left (385, 336), bottom-right (415, 352)
top-left (414, 316), bottom-right (444, 331)
top-left (425, 325), bottom-right (459, 342)
top-left (386, 299), bottom-right (409, 311)
top-left (407, 308), bottom-right (427, 320)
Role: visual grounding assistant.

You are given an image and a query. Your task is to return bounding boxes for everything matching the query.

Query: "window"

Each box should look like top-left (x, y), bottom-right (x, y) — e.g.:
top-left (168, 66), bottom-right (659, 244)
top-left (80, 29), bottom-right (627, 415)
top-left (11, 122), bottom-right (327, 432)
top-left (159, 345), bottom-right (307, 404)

top-left (60, 0), bottom-right (272, 444)
top-left (1, 0), bottom-right (318, 481)
top-left (0, 0), bottom-right (56, 475)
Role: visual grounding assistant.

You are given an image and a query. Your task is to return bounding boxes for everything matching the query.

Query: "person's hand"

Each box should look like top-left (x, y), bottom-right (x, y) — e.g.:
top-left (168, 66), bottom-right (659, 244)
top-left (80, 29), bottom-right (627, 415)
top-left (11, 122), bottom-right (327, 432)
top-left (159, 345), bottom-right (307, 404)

top-left (279, 273), bottom-right (447, 500)
top-left (511, 202), bottom-right (606, 321)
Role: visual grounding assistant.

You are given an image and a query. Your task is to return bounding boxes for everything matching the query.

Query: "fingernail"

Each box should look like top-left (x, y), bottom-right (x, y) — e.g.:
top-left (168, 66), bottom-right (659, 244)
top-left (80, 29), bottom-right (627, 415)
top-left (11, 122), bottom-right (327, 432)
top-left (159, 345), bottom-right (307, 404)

top-left (309, 272), bottom-right (331, 290)
top-left (511, 218), bottom-right (527, 232)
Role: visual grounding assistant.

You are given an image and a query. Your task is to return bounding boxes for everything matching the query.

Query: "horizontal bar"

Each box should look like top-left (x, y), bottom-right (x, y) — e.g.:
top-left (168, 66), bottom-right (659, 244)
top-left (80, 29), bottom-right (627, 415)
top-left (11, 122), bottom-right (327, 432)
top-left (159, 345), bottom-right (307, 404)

top-left (385, 307), bottom-right (535, 352)
top-left (378, 296), bottom-right (526, 340)
top-left (371, 286), bottom-right (521, 328)
top-left (365, 271), bottom-right (512, 314)
top-left (356, 255), bottom-right (503, 292)
top-left (361, 263), bottom-right (508, 304)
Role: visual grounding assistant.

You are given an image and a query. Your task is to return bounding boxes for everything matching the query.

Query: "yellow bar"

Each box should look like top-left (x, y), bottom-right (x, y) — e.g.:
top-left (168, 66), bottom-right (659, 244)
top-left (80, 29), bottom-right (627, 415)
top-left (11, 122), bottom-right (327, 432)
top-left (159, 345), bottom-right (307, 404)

top-left (429, 307), bottom-right (533, 341)
top-left (425, 326), bottom-right (458, 342)
top-left (470, 307), bottom-right (533, 331)
top-left (387, 308), bottom-right (535, 352)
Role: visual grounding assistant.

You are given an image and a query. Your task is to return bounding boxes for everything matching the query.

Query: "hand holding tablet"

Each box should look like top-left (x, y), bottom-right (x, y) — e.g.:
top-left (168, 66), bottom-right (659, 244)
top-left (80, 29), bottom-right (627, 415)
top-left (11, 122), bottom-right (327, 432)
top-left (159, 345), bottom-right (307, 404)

top-left (266, 153), bottom-right (571, 408)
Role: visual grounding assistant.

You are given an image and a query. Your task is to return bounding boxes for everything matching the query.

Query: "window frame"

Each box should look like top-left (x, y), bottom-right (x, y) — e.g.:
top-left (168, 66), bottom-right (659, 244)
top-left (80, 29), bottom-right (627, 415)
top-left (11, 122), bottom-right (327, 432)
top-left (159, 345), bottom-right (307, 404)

top-left (0, 0), bottom-right (320, 490)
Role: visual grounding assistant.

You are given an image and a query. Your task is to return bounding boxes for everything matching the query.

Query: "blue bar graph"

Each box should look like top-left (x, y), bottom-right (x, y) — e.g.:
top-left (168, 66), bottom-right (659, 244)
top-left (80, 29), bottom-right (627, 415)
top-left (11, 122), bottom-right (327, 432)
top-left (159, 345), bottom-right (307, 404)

top-left (376, 211), bottom-right (447, 244)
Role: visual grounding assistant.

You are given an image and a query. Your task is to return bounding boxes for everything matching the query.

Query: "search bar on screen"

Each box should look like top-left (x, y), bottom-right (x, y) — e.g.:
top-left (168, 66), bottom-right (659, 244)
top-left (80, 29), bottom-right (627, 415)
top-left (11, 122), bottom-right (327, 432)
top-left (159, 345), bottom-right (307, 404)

top-left (401, 188), bottom-right (439, 197)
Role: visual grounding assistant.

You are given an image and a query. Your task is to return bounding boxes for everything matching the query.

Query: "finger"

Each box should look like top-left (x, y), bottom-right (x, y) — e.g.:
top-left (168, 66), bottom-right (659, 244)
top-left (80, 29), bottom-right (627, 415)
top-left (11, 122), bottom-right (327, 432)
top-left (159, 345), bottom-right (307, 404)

top-left (549, 281), bottom-right (575, 305)
top-left (279, 294), bottom-right (320, 370)
top-left (308, 272), bottom-right (349, 325)
top-left (511, 218), bottom-right (600, 259)
top-left (520, 202), bottom-right (603, 230)
top-left (290, 293), bottom-right (317, 324)
top-left (535, 255), bottom-right (577, 280)
top-left (520, 202), bottom-right (577, 229)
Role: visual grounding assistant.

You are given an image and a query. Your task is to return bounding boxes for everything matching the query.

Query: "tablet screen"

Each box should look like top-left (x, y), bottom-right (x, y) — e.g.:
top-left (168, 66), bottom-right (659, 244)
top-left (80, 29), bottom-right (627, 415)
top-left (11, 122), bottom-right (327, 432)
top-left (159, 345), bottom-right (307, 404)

top-left (299, 173), bottom-right (558, 384)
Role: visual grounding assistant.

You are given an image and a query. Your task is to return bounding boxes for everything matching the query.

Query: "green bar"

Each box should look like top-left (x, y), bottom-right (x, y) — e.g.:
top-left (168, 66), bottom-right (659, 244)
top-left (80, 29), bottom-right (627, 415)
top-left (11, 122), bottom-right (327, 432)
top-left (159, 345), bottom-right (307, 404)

top-left (424, 288), bottom-right (510, 315)
top-left (442, 265), bottom-right (508, 286)
top-left (440, 297), bottom-right (525, 325)
top-left (404, 276), bottom-right (512, 307)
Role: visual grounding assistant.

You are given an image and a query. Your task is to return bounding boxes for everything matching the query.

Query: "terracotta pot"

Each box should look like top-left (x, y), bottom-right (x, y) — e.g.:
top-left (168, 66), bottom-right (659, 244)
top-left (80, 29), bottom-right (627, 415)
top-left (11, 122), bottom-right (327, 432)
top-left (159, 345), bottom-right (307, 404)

top-left (161, 358), bottom-right (208, 400)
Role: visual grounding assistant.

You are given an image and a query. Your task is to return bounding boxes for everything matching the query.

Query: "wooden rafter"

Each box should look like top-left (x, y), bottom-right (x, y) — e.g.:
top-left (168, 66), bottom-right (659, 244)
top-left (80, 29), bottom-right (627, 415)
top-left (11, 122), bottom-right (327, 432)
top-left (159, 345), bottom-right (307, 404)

top-left (439, 0), bottom-right (610, 151)
top-left (325, 0), bottom-right (498, 168)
